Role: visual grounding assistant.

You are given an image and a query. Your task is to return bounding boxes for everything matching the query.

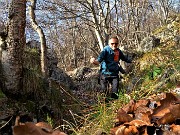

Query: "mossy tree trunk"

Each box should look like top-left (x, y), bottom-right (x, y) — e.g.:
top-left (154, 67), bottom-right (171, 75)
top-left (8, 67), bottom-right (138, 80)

top-left (0, 0), bottom-right (26, 99)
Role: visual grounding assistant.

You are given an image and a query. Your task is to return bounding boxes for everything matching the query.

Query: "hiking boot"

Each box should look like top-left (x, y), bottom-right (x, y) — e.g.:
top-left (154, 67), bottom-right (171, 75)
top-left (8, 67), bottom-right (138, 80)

top-left (111, 93), bottom-right (119, 99)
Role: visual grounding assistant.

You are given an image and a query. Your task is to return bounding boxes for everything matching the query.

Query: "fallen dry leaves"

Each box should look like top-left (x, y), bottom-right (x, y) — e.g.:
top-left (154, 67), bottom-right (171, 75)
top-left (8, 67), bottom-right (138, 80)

top-left (12, 116), bottom-right (67, 135)
top-left (110, 92), bottom-right (180, 135)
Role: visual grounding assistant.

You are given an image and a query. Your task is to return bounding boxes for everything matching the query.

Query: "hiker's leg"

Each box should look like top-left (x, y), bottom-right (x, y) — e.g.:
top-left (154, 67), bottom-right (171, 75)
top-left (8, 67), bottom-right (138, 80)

top-left (100, 74), bottom-right (108, 94)
top-left (111, 76), bottom-right (119, 99)
top-left (105, 77), bottom-right (112, 98)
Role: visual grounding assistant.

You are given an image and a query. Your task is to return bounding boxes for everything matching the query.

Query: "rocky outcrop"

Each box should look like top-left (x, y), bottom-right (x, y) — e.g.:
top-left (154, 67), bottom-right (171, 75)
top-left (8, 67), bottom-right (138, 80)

top-left (26, 40), bottom-right (75, 90)
top-left (50, 66), bottom-right (74, 90)
top-left (138, 36), bottom-right (160, 52)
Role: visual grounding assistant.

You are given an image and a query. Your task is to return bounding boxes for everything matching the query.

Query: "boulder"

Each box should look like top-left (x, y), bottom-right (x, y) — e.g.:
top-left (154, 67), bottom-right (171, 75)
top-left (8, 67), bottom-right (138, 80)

top-left (138, 36), bottom-right (160, 52)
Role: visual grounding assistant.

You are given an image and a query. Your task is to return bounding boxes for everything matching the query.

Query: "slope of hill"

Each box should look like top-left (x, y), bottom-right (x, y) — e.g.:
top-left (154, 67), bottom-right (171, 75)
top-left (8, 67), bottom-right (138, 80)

top-left (71, 14), bottom-right (180, 135)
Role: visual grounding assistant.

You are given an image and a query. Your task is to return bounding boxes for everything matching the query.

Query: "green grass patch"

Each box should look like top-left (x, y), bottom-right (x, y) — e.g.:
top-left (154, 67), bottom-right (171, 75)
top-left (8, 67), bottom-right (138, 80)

top-left (0, 90), bottom-right (6, 98)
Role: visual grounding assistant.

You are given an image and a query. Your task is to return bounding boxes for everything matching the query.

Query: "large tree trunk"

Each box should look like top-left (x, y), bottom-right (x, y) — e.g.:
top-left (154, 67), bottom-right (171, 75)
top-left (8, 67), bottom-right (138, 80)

top-left (0, 0), bottom-right (26, 98)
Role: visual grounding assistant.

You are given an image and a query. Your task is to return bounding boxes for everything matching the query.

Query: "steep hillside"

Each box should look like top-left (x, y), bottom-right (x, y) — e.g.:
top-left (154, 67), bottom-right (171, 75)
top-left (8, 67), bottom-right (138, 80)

top-left (126, 14), bottom-right (180, 99)
top-left (71, 14), bottom-right (180, 135)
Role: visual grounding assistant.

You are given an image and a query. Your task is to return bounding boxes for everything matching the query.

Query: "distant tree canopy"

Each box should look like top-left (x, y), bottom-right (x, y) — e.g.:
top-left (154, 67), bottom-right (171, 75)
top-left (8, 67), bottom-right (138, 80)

top-left (0, 0), bottom-right (179, 72)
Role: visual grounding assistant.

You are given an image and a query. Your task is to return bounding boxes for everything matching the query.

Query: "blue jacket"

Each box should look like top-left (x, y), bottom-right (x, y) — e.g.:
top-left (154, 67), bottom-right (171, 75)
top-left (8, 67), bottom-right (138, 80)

top-left (97, 45), bottom-right (131, 76)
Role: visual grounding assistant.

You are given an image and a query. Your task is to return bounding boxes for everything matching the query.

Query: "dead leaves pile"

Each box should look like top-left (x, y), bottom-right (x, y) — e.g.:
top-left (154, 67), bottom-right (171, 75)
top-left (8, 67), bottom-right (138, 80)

top-left (110, 93), bottom-right (180, 135)
top-left (13, 116), bottom-right (67, 135)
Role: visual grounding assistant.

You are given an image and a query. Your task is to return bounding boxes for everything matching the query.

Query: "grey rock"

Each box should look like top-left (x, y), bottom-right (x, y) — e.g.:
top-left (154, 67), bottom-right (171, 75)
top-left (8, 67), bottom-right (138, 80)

top-left (138, 36), bottom-right (160, 52)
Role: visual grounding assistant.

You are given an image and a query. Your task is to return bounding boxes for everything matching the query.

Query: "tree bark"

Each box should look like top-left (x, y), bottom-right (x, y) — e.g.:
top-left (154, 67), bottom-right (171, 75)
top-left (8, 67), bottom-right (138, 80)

top-left (0, 0), bottom-right (26, 98)
top-left (28, 0), bottom-right (48, 79)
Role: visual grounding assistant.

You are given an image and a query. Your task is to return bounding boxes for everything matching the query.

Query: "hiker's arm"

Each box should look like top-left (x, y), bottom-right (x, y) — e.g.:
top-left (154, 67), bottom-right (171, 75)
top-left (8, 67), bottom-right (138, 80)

top-left (119, 51), bottom-right (132, 63)
top-left (90, 56), bottom-right (100, 65)
top-left (90, 49), bottom-right (106, 65)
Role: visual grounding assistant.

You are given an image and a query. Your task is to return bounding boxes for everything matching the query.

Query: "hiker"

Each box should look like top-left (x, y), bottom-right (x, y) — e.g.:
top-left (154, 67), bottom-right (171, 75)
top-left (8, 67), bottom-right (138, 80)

top-left (90, 35), bottom-right (132, 99)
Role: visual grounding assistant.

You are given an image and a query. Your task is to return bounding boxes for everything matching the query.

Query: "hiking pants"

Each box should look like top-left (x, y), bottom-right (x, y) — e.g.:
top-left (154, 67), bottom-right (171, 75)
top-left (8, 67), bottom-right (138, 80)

top-left (100, 74), bottom-right (119, 97)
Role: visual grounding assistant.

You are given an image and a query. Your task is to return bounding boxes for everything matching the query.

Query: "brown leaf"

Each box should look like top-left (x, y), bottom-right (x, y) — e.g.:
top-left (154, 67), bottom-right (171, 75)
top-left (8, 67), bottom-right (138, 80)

top-left (13, 122), bottom-right (43, 135)
top-left (134, 99), bottom-right (150, 110)
top-left (156, 112), bottom-right (176, 125)
top-left (154, 93), bottom-right (178, 113)
top-left (110, 125), bottom-right (125, 135)
top-left (151, 108), bottom-right (170, 123)
top-left (169, 102), bottom-right (180, 118)
top-left (170, 124), bottom-right (180, 134)
top-left (110, 125), bottom-right (138, 135)
top-left (115, 108), bottom-right (133, 125)
top-left (134, 105), bottom-right (153, 116)
top-left (150, 93), bottom-right (178, 123)
top-left (35, 122), bottom-right (53, 132)
top-left (134, 111), bottom-right (152, 125)
top-left (151, 96), bottom-right (180, 124)
top-left (124, 125), bottom-right (138, 135)
top-left (159, 93), bottom-right (178, 108)
top-left (127, 119), bottom-right (149, 127)
top-left (148, 93), bottom-right (166, 102)
top-left (122, 100), bottom-right (136, 113)
top-left (125, 120), bottom-right (149, 135)
top-left (13, 122), bottom-right (67, 135)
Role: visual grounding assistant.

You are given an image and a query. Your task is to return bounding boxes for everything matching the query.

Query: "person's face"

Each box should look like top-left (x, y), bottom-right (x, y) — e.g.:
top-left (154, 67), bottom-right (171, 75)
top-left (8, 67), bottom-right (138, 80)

top-left (109, 38), bottom-right (119, 50)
